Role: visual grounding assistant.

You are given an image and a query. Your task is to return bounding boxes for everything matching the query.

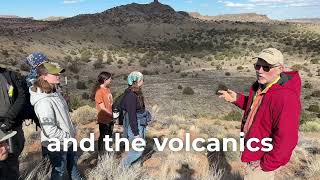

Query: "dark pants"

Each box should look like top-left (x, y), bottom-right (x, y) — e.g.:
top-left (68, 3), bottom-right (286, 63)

top-left (0, 126), bottom-right (25, 180)
top-left (42, 145), bottom-right (82, 180)
top-left (98, 123), bottom-right (113, 153)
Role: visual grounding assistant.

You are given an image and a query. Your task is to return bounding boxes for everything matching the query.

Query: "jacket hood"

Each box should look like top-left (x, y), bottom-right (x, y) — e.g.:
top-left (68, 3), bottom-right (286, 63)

top-left (29, 87), bottom-right (58, 106)
top-left (269, 71), bottom-right (301, 97)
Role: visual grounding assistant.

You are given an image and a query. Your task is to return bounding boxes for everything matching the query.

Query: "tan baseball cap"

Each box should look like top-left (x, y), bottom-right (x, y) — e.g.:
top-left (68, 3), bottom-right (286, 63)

top-left (253, 48), bottom-right (284, 65)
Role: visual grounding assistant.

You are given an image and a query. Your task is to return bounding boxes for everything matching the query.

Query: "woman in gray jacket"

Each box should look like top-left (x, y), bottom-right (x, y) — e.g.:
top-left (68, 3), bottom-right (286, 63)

top-left (30, 63), bottom-right (82, 180)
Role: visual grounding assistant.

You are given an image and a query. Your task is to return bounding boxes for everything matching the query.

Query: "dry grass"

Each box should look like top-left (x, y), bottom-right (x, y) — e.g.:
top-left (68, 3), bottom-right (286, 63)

top-left (87, 153), bottom-right (151, 180)
top-left (306, 155), bottom-right (320, 178)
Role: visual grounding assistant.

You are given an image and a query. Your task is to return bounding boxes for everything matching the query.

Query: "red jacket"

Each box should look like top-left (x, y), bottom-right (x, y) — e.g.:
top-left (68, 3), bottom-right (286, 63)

top-left (234, 71), bottom-right (301, 171)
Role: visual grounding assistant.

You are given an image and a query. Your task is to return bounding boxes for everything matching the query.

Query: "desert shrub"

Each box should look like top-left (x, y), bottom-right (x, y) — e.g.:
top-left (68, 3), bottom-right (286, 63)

top-left (303, 82), bottom-right (313, 89)
top-left (70, 50), bottom-right (77, 55)
top-left (225, 72), bottom-right (231, 76)
top-left (93, 59), bottom-right (104, 69)
top-left (291, 64), bottom-right (303, 71)
top-left (300, 112), bottom-right (316, 125)
top-left (64, 55), bottom-right (72, 62)
top-left (223, 110), bottom-right (242, 121)
top-left (180, 72), bottom-right (188, 78)
top-left (237, 66), bottom-right (244, 70)
top-left (305, 95), bottom-right (311, 100)
top-left (80, 50), bottom-right (92, 62)
top-left (71, 105), bottom-right (96, 125)
top-left (76, 81), bottom-right (87, 89)
top-left (68, 62), bottom-right (80, 74)
top-left (118, 59), bottom-right (123, 64)
top-left (307, 104), bottom-right (320, 113)
top-left (300, 121), bottom-right (320, 132)
top-left (1, 49), bottom-right (9, 57)
top-left (311, 90), bottom-right (320, 97)
top-left (183, 87), bottom-right (195, 95)
top-left (216, 65), bottom-right (222, 70)
top-left (178, 85), bottom-right (183, 89)
top-left (310, 58), bottom-right (319, 64)
top-left (10, 59), bottom-right (18, 66)
top-left (69, 96), bottom-right (83, 110)
top-left (81, 92), bottom-right (90, 100)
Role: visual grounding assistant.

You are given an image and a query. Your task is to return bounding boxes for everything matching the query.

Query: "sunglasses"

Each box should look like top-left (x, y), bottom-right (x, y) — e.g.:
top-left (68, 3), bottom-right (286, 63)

top-left (254, 63), bottom-right (279, 72)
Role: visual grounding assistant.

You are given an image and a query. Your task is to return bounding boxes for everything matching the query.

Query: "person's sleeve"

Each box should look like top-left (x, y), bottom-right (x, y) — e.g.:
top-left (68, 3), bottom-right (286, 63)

top-left (35, 101), bottom-right (71, 141)
top-left (260, 92), bottom-right (300, 171)
top-left (233, 92), bottom-right (249, 110)
top-left (126, 93), bottom-right (139, 136)
top-left (5, 72), bottom-right (27, 122)
top-left (95, 90), bottom-right (103, 104)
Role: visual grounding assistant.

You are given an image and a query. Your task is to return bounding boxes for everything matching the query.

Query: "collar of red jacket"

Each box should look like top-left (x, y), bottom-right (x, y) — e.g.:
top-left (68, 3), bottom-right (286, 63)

top-left (252, 71), bottom-right (301, 98)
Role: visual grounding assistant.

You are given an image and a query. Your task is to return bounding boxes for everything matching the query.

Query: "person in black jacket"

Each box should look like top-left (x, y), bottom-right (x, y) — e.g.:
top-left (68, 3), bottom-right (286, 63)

top-left (120, 71), bottom-right (147, 168)
top-left (0, 66), bottom-right (27, 180)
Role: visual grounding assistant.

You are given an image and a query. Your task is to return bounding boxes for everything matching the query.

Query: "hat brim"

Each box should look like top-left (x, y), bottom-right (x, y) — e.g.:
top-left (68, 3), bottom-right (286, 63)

top-left (43, 63), bottom-right (65, 74)
top-left (0, 131), bottom-right (17, 142)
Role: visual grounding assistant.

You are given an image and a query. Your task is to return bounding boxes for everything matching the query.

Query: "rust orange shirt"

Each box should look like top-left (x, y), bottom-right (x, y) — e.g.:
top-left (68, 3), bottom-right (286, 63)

top-left (95, 87), bottom-right (113, 124)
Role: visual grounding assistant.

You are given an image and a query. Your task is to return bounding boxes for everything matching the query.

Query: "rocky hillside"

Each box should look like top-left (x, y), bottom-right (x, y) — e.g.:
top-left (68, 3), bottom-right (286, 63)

top-left (0, 18), bottom-right (48, 35)
top-left (55, 0), bottom-right (191, 27)
top-left (189, 12), bottom-right (272, 22)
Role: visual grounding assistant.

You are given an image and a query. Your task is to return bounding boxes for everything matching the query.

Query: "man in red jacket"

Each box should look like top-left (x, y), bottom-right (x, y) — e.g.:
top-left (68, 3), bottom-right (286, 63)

top-left (219, 48), bottom-right (301, 180)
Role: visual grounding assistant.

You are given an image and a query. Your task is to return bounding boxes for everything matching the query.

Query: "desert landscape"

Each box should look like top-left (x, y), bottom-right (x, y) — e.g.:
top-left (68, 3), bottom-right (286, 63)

top-left (1, 0), bottom-right (320, 179)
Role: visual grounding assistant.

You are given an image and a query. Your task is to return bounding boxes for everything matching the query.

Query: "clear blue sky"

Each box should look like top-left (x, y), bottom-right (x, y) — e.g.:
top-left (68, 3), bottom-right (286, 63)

top-left (0, 0), bottom-right (319, 20)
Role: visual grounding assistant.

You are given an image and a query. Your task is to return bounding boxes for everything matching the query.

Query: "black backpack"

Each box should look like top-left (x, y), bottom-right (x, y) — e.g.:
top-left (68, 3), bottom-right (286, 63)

top-left (19, 74), bottom-right (40, 128)
top-left (112, 91), bottom-right (127, 125)
top-left (4, 70), bottom-right (40, 129)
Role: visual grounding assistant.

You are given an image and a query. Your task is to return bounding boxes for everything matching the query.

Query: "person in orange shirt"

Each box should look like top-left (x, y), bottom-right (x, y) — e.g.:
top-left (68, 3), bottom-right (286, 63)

top-left (91, 72), bottom-right (113, 154)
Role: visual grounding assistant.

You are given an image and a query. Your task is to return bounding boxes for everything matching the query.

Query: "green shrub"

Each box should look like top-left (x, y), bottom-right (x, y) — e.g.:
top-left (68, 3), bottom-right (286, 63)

top-left (64, 55), bottom-right (72, 62)
top-left (81, 92), bottom-right (90, 100)
top-left (291, 64), bottom-right (303, 71)
top-left (1, 49), bottom-right (9, 57)
top-left (311, 90), bottom-right (320, 97)
top-left (178, 85), bottom-right (183, 89)
top-left (237, 66), bottom-right (244, 70)
top-left (300, 112), bottom-right (316, 125)
top-left (225, 72), bottom-right (231, 76)
top-left (69, 96), bottom-right (83, 110)
top-left (180, 72), bottom-right (188, 78)
top-left (93, 59), bottom-right (104, 69)
top-left (68, 62), bottom-right (80, 74)
top-left (183, 87), bottom-right (195, 95)
top-left (216, 65), bottom-right (222, 70)
top-left (76, 81), bottom-right (87, 89)
top-left (307, 104), bottom-right (320, 113)
top-left (223, 110), bottom-right (242, 121)
top-left (20, 64), bottom-right (30, 71)
top-left (310, 58), bottom-right (319, 64)
top-left (303, 82), bottom-right (312, 89)
top-left (80, 50), bottom-right (92, 62)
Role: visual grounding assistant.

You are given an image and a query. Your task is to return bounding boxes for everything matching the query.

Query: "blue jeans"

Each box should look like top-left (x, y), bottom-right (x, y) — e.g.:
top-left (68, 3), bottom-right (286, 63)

top-left (42, 145), bottom-right (82, 180)
top-left (121, 113), bottom-right (146, 168)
